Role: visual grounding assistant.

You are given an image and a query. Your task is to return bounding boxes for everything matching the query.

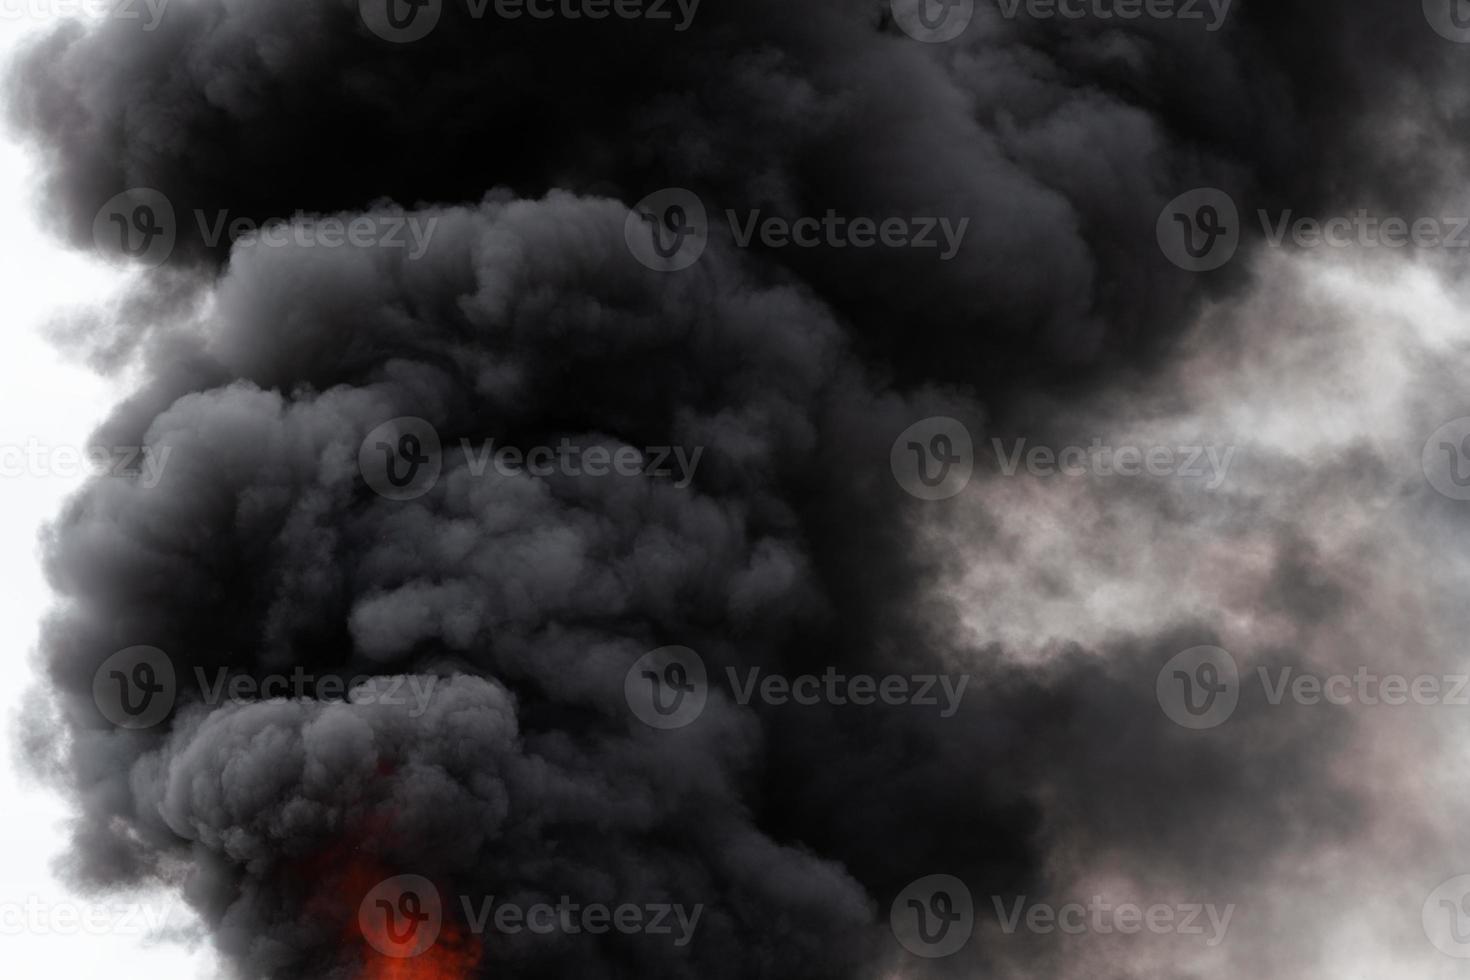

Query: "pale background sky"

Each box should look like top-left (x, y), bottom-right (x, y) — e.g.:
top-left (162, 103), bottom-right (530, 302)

top-left (0, 9), bottom-right (218, 977)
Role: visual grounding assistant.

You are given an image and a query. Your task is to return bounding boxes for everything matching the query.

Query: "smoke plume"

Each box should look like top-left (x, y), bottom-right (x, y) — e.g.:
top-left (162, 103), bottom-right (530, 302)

top-left (10, 0), bottom-right (1470, 977)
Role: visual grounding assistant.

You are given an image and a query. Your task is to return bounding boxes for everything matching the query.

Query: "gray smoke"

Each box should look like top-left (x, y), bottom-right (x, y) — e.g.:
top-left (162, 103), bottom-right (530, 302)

top-left (9, 0), bottom-right (1470, 977)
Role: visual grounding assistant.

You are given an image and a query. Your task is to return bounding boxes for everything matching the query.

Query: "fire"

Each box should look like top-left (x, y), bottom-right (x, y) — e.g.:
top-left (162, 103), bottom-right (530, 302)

top-left (358, 917), bottom-right (482, 980)
top-left (350, 868), bottom-right (484, 980)
top-left (297, 831), bottom-right (483, 980)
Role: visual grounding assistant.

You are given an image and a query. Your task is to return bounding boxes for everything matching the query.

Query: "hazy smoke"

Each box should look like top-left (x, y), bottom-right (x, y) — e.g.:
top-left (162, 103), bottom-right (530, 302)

top-left (9, 0), bottom-right (1470, 977)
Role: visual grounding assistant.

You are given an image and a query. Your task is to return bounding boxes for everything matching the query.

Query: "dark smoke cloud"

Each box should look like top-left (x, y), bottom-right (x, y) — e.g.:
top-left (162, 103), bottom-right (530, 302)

top-left (9, 0), bottom-right (1470, 977)
top-left (14, 0), bottom-right (1466, 386)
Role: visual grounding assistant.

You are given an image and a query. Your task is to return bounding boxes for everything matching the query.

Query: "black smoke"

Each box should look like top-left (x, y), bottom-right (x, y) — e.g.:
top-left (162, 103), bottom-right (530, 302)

top-left (7, 0), bottom-right (1466, 977)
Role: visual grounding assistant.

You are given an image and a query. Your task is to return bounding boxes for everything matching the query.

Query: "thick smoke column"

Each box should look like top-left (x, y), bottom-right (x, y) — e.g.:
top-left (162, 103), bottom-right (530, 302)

top-left (9, 0), bottom-right (1470, 977)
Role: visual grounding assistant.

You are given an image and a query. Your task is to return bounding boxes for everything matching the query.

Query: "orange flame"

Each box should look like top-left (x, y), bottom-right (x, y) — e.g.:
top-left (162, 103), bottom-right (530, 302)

top-left (358, 917), bottom-right (482, 980)
top-left (298, 830), bottom-right (483, 980)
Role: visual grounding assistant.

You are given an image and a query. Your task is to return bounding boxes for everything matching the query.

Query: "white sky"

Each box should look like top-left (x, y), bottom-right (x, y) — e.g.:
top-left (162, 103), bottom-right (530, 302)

top-left (0, 10), bottom-right (218, 978)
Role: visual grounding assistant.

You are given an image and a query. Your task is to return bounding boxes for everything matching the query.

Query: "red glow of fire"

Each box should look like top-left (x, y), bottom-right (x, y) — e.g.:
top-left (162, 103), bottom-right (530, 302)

top-left (296, 828), bottom-right (483, 980)
top-left (357, 916), bottom-right (482, 980)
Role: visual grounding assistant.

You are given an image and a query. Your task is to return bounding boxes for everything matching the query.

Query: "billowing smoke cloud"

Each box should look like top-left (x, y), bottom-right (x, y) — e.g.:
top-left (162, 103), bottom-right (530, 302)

top-left (9, 0), bottom-right (1470, 977)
